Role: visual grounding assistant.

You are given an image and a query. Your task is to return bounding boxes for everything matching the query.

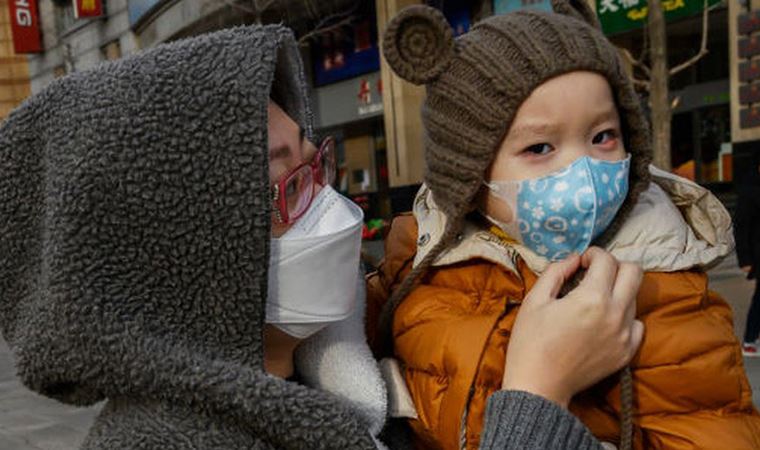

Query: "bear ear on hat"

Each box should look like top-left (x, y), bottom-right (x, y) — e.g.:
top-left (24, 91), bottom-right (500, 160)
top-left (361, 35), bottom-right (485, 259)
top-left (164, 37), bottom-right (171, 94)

top-left (551, 0), bottom-right (602, 29)
top-left (381, 5), bottom-right (455, 85)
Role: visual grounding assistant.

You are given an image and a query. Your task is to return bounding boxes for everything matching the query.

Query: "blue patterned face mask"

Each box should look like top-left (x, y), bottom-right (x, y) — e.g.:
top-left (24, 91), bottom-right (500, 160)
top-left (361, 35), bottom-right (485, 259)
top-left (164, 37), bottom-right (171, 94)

top-left (483, 155), bottom-right (631, 261)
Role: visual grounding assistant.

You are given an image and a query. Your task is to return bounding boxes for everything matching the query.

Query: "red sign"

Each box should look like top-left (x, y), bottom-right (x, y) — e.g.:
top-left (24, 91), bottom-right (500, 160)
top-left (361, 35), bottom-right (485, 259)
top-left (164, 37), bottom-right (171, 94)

top-left (73, 0), bottom-right (103, 18)
top-left (8, 0), bottom-right (42, 54)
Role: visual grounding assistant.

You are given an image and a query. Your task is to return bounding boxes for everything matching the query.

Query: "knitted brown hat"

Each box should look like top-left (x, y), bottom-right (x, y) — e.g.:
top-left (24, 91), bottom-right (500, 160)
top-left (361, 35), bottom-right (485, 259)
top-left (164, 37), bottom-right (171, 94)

top-left (383, 0), bottom-right (651, 243)
top-left (379, 0), bottom-right (652, 334)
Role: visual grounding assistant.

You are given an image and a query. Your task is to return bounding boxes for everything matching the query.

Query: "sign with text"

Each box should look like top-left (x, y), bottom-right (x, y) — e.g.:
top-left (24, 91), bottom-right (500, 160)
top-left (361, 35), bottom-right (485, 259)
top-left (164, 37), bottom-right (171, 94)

top-left (740, 83), bottom-right (760, 105)
top-left (740, 106), bottom-right (760, 129)
top-left (493, 0), bottom-right (552, 14)
top-left (313, 71), bottom-right (383, 129)
top-left (740, 60), bottom-right (760, 82)
top-left (739, 35), bottom-right (760, 59)
top-left (597, 0), bottom-right (721, 35)
top-left (8, 0), bottom-right (42, 53)
top-left (738, 10), bottom-right (760, 35)
top-left (73, 0), bottom-right (104, 18)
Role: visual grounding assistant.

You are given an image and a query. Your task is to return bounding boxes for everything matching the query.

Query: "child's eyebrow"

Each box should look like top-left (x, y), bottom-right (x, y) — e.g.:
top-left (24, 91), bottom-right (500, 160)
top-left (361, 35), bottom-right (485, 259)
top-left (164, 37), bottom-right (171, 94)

top-left (590, 109), bottom-right (621, 126)
top-left (508, 122), bottom-right (561, 141)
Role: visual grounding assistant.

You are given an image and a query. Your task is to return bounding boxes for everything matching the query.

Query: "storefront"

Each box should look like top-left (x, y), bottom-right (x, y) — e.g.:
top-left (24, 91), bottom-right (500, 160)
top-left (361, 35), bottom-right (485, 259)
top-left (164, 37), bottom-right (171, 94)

top-left (307, 2), bottom-right (392, 226)
top-left (607, 5), bottom-right (733, 187)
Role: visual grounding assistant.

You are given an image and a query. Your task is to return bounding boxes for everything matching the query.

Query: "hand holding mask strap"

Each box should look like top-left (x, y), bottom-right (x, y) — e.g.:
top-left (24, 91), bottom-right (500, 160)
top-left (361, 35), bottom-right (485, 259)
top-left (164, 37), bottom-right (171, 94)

top-left (381, 5), bottom-right (455, 85)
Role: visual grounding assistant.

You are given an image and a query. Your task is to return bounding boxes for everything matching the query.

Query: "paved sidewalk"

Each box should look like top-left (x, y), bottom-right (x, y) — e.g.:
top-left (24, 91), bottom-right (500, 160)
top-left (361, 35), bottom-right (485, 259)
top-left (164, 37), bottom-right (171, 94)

top-left (0, 339), bottom-right (100, 449)
top-left (0, 250), bottom-right (758, 448)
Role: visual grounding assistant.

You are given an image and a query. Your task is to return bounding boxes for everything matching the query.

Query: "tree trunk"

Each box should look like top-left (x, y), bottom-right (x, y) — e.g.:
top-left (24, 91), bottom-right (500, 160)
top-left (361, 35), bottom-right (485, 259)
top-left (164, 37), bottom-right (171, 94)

top-left (648, 0), bottom-right (671, 171)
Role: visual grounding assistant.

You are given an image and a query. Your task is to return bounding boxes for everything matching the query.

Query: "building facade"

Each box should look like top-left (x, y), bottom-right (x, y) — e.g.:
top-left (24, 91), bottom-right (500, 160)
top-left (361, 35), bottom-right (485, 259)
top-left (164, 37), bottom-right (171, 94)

top-left (0, 0), bottom-right (31, 119)
top-left (9, 0), bottom-right (749, 219)
top-left (26, 0), bottom-right (137, 94)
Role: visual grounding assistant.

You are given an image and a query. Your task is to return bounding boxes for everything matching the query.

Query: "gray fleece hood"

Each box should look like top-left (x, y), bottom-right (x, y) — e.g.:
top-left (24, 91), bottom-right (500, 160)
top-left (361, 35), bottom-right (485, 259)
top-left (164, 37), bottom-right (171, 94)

top-left (0, 25), bottom-right (377, 449)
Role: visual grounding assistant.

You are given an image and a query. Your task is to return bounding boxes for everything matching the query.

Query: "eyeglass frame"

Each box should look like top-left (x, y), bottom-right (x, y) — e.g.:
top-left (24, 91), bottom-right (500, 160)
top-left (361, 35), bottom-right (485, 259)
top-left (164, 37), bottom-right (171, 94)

top-left (271, 136), bottom-right (336, 225)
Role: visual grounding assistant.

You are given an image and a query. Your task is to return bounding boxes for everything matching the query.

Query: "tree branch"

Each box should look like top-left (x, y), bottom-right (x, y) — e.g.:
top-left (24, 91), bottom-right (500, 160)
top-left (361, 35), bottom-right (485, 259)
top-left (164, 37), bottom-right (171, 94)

top-left (253, 0), bottom-right (277, 11)
top-left (217, 0), bottom-right (258, 16)
top-left (632, 77), bottom-right (651, 91)
top-left (296, 3), bottom-right (360, 47)
top-left (621, 47), bottom-right (652, 78)
top-left (298, 14), bottom-right (355, 46)
top-left (669, 0), bottom-right (718, 76)
top-left (638, 21), bottom-right (650, 66)
top-left (214, 0), bottom-right (277, 19)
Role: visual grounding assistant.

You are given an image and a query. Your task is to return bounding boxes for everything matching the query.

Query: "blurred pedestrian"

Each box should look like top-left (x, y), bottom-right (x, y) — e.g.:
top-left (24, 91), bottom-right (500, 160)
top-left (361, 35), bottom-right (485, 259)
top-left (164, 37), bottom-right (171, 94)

top-left (735, 161), bottom-right (760, 356)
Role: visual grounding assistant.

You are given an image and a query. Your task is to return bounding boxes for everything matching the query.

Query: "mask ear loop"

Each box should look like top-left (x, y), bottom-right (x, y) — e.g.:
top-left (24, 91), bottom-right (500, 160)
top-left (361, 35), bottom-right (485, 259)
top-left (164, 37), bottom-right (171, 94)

top-left (480, 181), bottom-right (523, 242)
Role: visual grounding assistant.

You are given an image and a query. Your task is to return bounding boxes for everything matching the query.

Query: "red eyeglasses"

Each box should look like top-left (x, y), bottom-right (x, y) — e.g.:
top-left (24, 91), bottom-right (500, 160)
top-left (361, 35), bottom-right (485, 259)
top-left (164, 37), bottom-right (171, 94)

top-left (271, 137), bottom-right (336, 225)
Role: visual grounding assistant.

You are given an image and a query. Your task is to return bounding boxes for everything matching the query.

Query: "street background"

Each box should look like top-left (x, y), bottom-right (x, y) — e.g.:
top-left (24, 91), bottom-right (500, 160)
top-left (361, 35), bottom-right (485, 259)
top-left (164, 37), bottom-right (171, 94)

top-left (0, 249), bottom-right (758, 449)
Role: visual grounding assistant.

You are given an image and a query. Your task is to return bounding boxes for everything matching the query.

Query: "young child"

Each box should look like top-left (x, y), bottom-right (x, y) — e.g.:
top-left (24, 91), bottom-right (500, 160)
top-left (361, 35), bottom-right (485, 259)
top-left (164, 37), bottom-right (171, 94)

top-left (368, 3), bottom-right (760, 449)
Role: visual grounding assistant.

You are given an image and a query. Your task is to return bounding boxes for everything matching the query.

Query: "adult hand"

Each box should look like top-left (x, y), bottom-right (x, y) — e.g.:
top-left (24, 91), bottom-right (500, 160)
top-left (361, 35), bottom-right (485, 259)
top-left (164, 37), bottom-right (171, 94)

top-left (741, 265), bottom-right (752, 273)
top-left (501, 247), bottom-right (644, 408)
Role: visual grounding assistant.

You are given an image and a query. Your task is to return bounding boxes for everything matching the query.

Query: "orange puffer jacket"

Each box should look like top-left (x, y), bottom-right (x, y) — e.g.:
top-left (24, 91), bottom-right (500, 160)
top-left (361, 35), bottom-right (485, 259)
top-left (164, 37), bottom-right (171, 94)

top-left (367, 170), bottom-right (760, 450)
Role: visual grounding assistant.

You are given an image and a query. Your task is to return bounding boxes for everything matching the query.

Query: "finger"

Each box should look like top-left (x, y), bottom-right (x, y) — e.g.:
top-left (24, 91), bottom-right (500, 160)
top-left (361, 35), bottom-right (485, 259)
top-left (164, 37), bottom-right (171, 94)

top-left (526, 253), bottom-right (581, 307)
top-left (579, 247), bottom-right (619, 295)
top-left (626, 319), bottom-right (645, 362)
top-left (611, 263), bottom-right (643, 324)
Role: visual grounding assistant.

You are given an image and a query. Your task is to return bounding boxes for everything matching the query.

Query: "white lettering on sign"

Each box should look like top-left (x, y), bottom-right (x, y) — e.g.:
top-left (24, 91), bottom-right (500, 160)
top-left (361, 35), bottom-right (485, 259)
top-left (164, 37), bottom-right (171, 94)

top-left (358, 103), bottom-right (383, 116)
top-left (15, 0), bottom-right (32, 26)
top-left (598, 0), bottom-right (619, 13)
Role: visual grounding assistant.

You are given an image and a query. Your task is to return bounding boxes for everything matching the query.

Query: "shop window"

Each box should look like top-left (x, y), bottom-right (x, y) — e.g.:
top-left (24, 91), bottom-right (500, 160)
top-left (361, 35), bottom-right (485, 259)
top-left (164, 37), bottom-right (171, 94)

top-left (695, 37), bottom-right (729, 84)
top-left (698, 104), bottom-right (730, 183)
top-left (311, 3), bottom-right (379, 87)
top-left (670, 105), bottom-right (730, 184)
top-left (53, 0), bottom-right (79, 35)
top-left (53, 66), bottom-right (67, 78)
top-left (671, 112), bottom-right (695, 179)
top-left (101, 41), bottom-right (122, 61)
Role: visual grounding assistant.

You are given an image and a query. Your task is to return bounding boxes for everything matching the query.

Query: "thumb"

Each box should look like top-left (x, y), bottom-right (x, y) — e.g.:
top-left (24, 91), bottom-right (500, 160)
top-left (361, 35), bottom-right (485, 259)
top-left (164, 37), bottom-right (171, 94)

top-left (525, 254), bottom-right (581, 308)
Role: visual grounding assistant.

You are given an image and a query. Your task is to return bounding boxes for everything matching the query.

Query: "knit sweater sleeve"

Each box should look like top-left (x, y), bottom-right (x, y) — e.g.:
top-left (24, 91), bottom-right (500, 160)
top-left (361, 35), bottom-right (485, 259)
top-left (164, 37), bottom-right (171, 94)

top-left (479, 391), bottom-right (603, 450)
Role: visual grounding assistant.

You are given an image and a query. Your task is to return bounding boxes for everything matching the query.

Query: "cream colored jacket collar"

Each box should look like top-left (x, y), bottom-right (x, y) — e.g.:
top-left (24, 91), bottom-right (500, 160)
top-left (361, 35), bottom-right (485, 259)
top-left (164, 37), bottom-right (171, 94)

top-left (412, 166), bottom-right (735, 275)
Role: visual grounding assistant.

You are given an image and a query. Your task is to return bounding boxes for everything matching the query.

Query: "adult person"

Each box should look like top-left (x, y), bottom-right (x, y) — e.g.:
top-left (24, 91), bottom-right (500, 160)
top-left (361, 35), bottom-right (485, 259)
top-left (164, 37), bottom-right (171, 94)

top-left (0, 23), bottom-right (640, 450)
top-left (736, 160), bottom-right (760, 356)
top-left (0, 25), bottom-right (384, 450)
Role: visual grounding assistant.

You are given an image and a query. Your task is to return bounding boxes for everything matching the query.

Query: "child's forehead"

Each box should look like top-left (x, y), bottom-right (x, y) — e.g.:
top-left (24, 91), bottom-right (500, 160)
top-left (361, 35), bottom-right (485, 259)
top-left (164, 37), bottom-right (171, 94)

top-left (507, 72), bottom-right (620, 126)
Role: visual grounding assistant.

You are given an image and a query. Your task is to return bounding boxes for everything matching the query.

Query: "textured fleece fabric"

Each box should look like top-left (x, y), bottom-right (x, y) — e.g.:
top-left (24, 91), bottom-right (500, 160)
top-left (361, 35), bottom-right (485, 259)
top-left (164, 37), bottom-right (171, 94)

top-left (0, 25), bottom-right (378, 449)
top-left (481, 391), bottom-right (602, 450)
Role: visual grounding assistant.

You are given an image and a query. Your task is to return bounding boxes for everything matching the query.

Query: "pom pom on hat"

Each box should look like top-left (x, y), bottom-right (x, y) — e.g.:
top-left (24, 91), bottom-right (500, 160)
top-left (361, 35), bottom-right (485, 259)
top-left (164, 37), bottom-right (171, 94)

top-left (381, 5), bottom-right (455, 86)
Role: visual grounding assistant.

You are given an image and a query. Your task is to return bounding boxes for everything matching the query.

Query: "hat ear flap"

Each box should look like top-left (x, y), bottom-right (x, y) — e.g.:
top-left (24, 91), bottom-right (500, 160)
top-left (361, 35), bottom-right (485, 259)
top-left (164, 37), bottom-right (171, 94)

top-left (551, 0), bottom-right (602, 29)
top-left (382, 5), bottom-right (455, 85)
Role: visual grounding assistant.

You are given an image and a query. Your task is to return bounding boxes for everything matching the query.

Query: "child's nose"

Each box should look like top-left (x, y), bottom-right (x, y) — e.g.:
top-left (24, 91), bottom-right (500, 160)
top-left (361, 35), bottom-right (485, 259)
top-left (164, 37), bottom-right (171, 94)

top-left (560, 145), bottom-right (592, 167)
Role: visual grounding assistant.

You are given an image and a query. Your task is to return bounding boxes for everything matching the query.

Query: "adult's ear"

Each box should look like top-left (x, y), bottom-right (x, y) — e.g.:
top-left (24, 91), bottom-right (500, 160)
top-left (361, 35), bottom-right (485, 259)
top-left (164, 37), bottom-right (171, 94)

top-left (381, 4), bottom-right (456, 85)
top-left (551, 0), bottom-right (602, 30)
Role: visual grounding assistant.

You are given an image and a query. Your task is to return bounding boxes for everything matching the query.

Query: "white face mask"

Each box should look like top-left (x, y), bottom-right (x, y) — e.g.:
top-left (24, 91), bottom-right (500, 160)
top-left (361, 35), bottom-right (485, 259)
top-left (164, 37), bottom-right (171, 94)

top-left (266, 186), bottom-right (364, 339)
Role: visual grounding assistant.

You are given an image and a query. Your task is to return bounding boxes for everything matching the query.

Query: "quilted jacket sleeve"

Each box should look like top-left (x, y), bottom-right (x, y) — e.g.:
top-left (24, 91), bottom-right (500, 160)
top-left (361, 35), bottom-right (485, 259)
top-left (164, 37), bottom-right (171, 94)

top-left (618, 271), bottom-right (760, 449)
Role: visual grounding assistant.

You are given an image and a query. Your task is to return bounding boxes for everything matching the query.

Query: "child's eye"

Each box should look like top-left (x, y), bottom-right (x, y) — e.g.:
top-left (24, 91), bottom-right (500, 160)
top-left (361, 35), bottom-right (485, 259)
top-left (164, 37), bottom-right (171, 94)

top-left (524, 143), bottom-right (553, 155)
top-left (592, 129), bottom-right (618, 145)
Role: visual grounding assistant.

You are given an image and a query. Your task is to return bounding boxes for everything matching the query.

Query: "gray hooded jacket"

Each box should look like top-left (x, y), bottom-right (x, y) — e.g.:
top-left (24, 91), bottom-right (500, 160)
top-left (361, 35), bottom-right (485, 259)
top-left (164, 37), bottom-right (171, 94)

top-left (0, 25), bottom-right (381, 449)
